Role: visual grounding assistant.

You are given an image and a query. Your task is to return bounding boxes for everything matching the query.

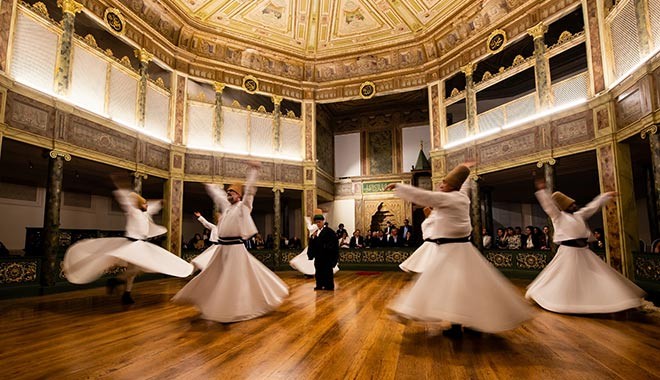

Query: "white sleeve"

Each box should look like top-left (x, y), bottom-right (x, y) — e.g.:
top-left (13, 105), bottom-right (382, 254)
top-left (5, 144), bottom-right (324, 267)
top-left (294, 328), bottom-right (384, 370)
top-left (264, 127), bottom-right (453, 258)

top-left (535, 189), bottom-right (561, 219)
top-left (205, 184), bottom-right (230, 212)
top-left (146, 200), bottom-right (162, 216)
top-left (575, 193), bottom-right (612, 220)
top-left (112, 189), bottom-right (134, 213)
top-left (242, 167), bottom-right (259, 211)
top-left (197, 215), bottom-right (216, 230)
top-left (394, 183), bottom-right (449, 208)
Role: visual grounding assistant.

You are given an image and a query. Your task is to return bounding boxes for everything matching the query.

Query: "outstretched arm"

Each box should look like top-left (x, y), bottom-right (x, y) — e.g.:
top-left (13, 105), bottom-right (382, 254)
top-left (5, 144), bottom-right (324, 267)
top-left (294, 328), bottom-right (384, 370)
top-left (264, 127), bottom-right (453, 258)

top-left (195, 213), bottom-right (216, 230)
top-left (146, 200), bottom-right (163, 216)
top-left (534, 177), bottom-right (561, 219)
top-left (205, 184), bottom-right (230, 212)
top-left (242, 162), bottom-right (260, 211)
top-left (575, 192), bottom-right (616, 220)
top-left (385, 183), bottom-right (449, 208)
top-left (112, 189), bottom-right (135, 213)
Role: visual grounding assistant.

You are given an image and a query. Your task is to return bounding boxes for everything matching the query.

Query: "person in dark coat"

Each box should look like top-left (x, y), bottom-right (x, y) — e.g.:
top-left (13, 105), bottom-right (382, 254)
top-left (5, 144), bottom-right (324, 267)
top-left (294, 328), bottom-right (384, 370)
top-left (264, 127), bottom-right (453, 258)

top-left (307, 209), bottom-right (339, 291)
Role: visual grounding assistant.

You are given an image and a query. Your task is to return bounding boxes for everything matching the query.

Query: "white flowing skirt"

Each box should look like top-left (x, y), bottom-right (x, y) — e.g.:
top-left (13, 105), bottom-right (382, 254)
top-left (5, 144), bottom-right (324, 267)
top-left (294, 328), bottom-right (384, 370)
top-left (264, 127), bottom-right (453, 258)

top-left (390, 242), bottom-right (533, 333)
top-left (191, 245), bottom-right (217, 271)
top-left (399, 242), bottom-right (436, 273)
top-left (289, 247), bottom-right (339, 275)
top-left (526, 246), bottom-right (645, 313)
top-left (172, 244), bottom-right (289, 322)
top-left (63, 237), bottom-right (194, 284)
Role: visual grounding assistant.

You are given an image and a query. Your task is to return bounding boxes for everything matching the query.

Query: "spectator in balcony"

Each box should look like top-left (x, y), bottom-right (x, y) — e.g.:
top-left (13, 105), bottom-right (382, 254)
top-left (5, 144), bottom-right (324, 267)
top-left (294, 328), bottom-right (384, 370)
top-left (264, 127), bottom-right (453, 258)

top-left (350, 229), bottom-right (365, 249)
top-left (254, 233), bottom-right (265, 249)
top-left (387, 228), bottom-right (402, 247)
top-left (526, 176), bottom-right (644, 313)
top-left (265, 234), bottom-right (274, 249)
top-left (482, 228), bottom-right (492, 249)
top-left (336, 223), bottom-right (347, 239)
top-left (0, 241), bottom-right (8, 256)
top-left (590, 228), bottom-right (605, 250)
top-left (384, 221), bottom-right (396, 237)
top-left (540, 225), bottom-right (552, 250)
top-left (399, 219), bottom-right (413, 242)
top-left (288, 236), bottom-right (302, 250)
top-left (338, 230), bottom-right (351, 248)
top-left (494, 228), bottom-right (507, 249)
top-left (188, 233), bottom-right (205, 251)
top-left (653, 239), bottom-right (660, 254)
top-left (506, 227), bottom-right (521, 250)
top-left (522, 226), bottom-right (540, 250)
top-left (402, 230), bottom-right (413, 247)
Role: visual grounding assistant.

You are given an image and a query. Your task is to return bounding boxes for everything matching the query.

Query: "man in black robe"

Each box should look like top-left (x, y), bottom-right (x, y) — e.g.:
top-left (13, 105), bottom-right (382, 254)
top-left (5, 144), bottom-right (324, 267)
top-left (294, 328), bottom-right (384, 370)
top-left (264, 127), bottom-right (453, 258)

top-left (307, 209), bottom-right (339, 291)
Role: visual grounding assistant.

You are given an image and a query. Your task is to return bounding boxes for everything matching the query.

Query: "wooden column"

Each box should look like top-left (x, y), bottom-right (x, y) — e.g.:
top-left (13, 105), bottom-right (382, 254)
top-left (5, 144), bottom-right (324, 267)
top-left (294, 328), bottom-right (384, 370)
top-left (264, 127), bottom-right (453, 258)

top-left (54, 0), bottom-right (83, 95)
top-left (583, 0), bottom-right (606, 93)
top-left (634, 0), bottom-right (652, 55)
top-left (0, 0), bottom-right (16, 73)
top-left (482, 186), bottom-right (494, 238)
top-left (164, 146), bottom-right (185, 256)
top-left (42, 150), bottom-right (69, 286)
top-left (273, 187), bottom-right (283, 256)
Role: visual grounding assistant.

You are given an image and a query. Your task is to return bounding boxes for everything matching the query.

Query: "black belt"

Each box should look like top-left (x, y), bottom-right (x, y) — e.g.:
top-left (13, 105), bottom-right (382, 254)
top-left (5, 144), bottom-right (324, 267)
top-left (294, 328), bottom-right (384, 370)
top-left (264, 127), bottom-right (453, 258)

top-left (425, 236), bottom-right (471, 245)
top-left (211, 241), bottom-right (221, 245)
top-left (216, 236), bottom-right (245, 245)
top-left (560, 238), bottom-right (589, 248)
top-left (125, 237), bottom-right (146, 242)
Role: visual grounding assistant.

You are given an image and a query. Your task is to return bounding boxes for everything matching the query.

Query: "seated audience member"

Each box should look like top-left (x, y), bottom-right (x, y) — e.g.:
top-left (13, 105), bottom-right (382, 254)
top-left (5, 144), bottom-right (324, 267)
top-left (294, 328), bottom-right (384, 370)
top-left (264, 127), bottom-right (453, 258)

top-left (403, 230), bottom-right (413, 247)
top-left (652, 240), bottom-right (660, 254)
top-left (387, 228), bottom-right (402, 247)
top-left (399, 219), bottom-right (413, 241)
top-left (482, 228), bottom-right (492, 249)
top-left (265, 234), bottom-right (274, 249)
top-left (288, 236), bottom-right (302, 250)
top-left (336, 223), bottom-right (347, 239)
top-left (590, 228), bottom-right (605, 250)
top-left (280, 235), bottom-right (290, 249)
top-left (521, 225), bottom-right (540, 249)
top-left (254, 233), bottom-right (265, 249)
top-left (495, 228), bottom-right (507, 249)
top-left (540, 225), bottom-right (552, 250)
top-left (338, 231), bottom-right (351, 248)
top-left (350, 229), bottom-right (365, 249)
top-left (506, 227), bottom-right (521, 250)
top-left (188, 233), bottom-right (205, 251)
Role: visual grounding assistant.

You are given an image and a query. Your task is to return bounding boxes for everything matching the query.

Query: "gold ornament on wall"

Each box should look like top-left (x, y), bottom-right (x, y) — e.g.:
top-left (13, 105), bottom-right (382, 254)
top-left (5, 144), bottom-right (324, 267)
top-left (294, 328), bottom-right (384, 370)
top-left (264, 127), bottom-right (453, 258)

top-left (242, 75), bottom-right (259, 94)
top-left (104, 8), bottom-right (126, 35)
top-left (487, 29), bottom-right (507, 54)
top-left (359, 81), bottom-right (376, 99)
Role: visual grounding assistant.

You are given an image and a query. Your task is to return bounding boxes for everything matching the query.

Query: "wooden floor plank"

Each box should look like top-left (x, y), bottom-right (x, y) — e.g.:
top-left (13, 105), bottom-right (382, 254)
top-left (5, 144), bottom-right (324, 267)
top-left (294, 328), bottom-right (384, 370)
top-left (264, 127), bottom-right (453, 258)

top-left (1, 271), bottom-right (659, 380)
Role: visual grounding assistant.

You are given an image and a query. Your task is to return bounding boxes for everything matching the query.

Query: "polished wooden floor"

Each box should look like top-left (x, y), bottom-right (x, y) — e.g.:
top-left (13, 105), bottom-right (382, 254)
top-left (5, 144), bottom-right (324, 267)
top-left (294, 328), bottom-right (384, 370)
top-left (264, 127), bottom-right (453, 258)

top-left (1, 271), bottom-right (659, 380)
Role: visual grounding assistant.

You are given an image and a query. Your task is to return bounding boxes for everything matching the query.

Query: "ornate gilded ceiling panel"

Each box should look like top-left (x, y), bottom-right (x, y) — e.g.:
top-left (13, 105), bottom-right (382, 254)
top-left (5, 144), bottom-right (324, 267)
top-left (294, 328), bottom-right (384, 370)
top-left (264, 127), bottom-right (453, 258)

top-left (166, 0), bottom-right (474, 58)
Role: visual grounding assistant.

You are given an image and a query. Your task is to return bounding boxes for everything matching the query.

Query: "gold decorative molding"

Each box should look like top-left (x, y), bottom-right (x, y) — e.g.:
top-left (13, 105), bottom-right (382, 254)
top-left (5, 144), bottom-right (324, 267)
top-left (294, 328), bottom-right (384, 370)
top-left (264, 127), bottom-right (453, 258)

top-left (557, 30), bottom-right (573, 44)
top-left (83, 34), bottom-right (98, 48)
top-left (243, 75), bottom-right (259, 94)
top-left (57, 0), bottom-right (83, 15)
top-left (155, 77), bottom-right (166, 89)
top-left (271, 95), bottom-right (283, 105)
top-left (640, 124), bottom-right (658, 139)
top-left (231, 100), bottom-right (241, 107)
top-left (359, 81), bottom-right (376, 99)
top-left (272, 186), bottom-right (285, 193)
top-left (512, 55), bottom-right (526, 66)
top-left (213, 82), bottom-right (225, 93)
top-left (461, 63), bottom-right (475, 77)
top-left (196, 92), bottom-right (207, 102)
top-left (104, 8), bottom-right (126, 35)
top-left (133, 172), bottom-right (148, 180)
top-left (527, 22), bottom-right (547, 40)
top-left (49, 150), bottom-right (72, 161)
top-left (134, 48), bottom-right (153, 64)
top-left (104, 48), bottom-right (114, 57)
top-left (450, 88), bottom-right (460, 97)
top-left (536, 158), bottom-right (556, 168)
top-left (31, 2), bottom-right (50, 19)
top-left (286, 110), bottom-right (296, 118)
top-left (487, 29), bottom-right (507, 54)
top-left (257, 105), bottom-right (267, 112)
top-left (482, 71), bottom-right (493, 82)
top-left (119, 56), bottom-right (132, 68)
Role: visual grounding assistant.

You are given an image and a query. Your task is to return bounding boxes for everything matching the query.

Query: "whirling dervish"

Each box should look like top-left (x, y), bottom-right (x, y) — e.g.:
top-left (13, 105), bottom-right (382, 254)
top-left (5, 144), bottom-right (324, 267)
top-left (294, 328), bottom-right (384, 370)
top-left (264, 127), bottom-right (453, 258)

top-left (526, 176), bottom-right (645, 313)
top-left (386, 163), bottom-right (532, 336)
top-left (63, 178), bottom-right (194, 305)
top-left (172, 161), bottom-right (289, 322)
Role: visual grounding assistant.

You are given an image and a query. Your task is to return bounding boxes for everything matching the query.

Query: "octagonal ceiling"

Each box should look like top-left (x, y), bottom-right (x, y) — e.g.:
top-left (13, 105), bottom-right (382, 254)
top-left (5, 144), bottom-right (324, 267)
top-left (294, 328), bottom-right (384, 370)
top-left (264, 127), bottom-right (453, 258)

top-left (166, 0), bottom-right (474, 58)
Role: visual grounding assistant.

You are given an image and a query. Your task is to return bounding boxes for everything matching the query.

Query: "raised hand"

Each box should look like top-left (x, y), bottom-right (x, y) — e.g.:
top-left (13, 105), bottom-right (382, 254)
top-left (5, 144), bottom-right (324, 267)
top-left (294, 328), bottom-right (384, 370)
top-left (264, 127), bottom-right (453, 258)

top-left (384, 183), bottom-right (397, 191)
top-left (534, 176), bottom-right (546, 190)
top-left (194, 211), bottom-right (201, 218)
